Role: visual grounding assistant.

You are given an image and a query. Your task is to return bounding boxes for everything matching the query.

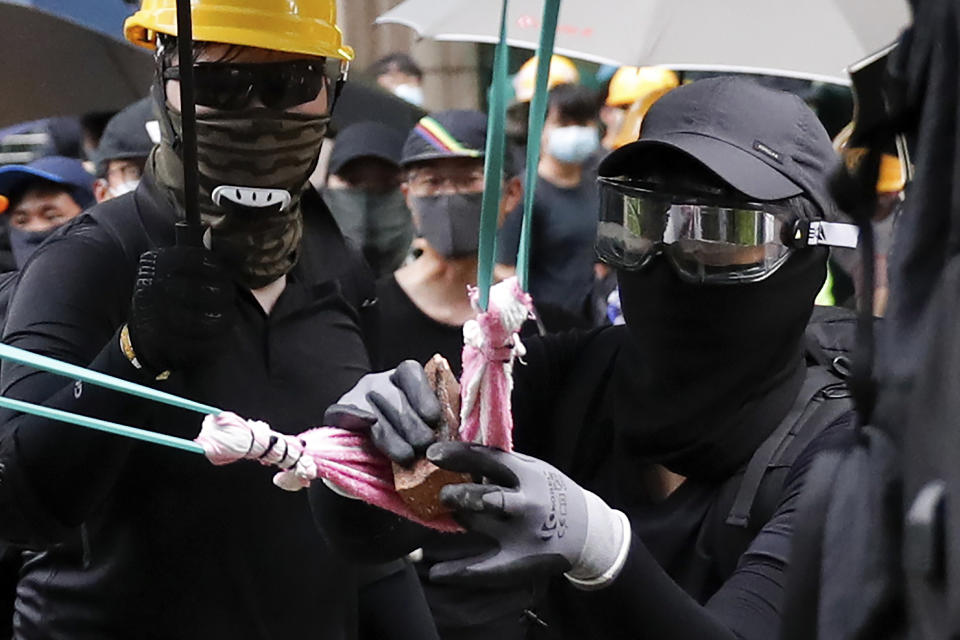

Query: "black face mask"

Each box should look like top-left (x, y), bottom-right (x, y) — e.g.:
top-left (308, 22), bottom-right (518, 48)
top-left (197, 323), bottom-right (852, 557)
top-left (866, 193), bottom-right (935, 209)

top-left (411, 192), bottom-right (484, 259)
top-left (613, 249), bottom-right (827, 479)
top-left (9, 228), bottom-right (56, 268)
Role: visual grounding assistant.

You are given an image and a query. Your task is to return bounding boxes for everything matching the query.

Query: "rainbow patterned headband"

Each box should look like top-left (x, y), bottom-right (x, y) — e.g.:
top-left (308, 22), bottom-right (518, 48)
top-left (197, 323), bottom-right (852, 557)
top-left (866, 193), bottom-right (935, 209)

top-left (414, 117), bottom-right (483, 158)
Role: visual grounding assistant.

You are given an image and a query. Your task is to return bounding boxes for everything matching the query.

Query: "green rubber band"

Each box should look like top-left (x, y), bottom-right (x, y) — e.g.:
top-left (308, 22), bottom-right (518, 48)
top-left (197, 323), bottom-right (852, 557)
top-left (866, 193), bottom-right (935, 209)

top-left (517, 0), bottom-right (562, 290)
top-left (0, 395), bottom-right (205, 455)
top-left (477, 0), bottom-right (511, 311)
top-left (0, 342), bottom-right (220, 416)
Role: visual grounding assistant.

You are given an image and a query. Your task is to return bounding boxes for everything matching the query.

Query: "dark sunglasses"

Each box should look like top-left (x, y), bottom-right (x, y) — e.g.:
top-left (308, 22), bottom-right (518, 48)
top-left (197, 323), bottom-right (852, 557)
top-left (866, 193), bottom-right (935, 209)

top-left (163, 59), bottom-right (346, 111)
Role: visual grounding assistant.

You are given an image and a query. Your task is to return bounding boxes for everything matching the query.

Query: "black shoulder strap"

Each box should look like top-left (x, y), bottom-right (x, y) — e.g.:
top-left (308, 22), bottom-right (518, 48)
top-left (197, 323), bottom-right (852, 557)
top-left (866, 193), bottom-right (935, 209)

top-left (87, 192), bottom-right (153, 265)
top-left (726, 365), bottom-right (851, 528)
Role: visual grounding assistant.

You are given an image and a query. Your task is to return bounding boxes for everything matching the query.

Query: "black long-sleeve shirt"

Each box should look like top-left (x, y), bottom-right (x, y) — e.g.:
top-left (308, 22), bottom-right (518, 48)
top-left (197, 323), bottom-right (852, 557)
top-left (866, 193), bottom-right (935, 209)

top-left (510, 327), bottom-right (855, 640)
top-left (0, 173), bottom-right (421, 639)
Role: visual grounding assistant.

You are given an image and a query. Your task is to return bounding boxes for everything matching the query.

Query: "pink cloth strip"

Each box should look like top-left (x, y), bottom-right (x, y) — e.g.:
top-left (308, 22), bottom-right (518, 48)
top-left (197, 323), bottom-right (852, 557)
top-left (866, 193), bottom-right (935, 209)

top-left (459, 277), bottom-right (533, 452)
top-left (195, 416), bottom-right (461, 532)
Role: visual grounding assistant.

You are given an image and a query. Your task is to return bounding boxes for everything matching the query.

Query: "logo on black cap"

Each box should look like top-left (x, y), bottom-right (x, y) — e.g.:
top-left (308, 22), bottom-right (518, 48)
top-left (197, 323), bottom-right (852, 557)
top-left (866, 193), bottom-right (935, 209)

top-left (753, 140), bottom-right (783, 164)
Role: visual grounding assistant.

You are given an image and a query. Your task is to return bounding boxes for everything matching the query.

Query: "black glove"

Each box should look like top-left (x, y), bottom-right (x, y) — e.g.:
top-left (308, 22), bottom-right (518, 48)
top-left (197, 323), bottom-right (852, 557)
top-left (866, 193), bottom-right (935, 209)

top-left (427, 442), bottom-right (630, 589)
top-left (324, 360), bottom-right (441, 466)
top-left (127, 246), bottom-right (236, 373)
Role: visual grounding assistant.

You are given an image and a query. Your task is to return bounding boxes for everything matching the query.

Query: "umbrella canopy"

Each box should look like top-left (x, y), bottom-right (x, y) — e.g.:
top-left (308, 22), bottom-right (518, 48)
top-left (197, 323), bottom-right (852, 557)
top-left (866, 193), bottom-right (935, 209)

top-left (377, 0), bottom-right (912, 85)
top-left (0, 0), bottom-right (152, 128)
top-left (330, 79), bottom-right (427, 137)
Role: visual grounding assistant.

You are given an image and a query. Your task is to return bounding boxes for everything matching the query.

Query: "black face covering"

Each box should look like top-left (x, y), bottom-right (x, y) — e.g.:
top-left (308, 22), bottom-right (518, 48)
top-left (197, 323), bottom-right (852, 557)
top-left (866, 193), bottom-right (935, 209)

top-left (411, 192), bottom-right (484, 258)
top-left (612, 248), bottom-right (827, 479)
top-left (9, 228), bottom-right (56, 268)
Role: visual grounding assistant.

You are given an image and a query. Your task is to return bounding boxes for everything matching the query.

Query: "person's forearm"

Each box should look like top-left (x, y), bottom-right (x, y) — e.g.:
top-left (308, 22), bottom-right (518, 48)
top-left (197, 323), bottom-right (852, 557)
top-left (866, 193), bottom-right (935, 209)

top-left (571, 536), bottom-right (739, 640)
top-left (0, 328), bottom-right (154, 538)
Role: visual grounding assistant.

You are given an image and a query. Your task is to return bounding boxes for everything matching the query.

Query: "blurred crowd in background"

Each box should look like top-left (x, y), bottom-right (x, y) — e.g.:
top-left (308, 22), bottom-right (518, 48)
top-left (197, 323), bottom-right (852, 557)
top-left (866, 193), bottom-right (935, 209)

top-left (0, 48), bottom-right (904, 325)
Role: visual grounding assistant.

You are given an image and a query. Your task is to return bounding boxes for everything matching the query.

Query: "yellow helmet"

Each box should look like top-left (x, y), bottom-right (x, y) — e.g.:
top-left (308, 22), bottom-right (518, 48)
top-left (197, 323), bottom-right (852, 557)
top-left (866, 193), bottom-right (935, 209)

top-left (124, 0), bottom-right (354, 61)
top-left (609, 74), bottom-right (679, 149)
top-left (833, 123), bottom-right (906, 193)
top-left (512, 55), bottom-right (579, 103)
top-left (876, 153), bottom-right (906, 193)
top-left (606, 66), bottom-right (679, 107)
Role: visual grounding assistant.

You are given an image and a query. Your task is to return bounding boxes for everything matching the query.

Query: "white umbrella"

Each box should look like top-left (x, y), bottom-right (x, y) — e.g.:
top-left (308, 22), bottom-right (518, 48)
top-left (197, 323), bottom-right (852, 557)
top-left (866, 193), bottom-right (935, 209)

top-left (376, 0), bottom-right (912, 85)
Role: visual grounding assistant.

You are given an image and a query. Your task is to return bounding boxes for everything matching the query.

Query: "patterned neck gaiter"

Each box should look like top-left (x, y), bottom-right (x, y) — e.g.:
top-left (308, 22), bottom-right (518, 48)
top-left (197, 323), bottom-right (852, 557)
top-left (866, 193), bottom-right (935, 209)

top-left (154, 105), bottom-right (329, 289)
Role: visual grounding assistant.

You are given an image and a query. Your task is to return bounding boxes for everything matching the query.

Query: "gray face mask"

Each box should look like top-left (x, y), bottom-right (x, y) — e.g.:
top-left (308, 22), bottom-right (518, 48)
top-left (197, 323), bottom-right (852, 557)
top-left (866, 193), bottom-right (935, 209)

top-left (411, 192), bottom-right (484, 259)
top-left (323, 187), bottom-right (414, 274)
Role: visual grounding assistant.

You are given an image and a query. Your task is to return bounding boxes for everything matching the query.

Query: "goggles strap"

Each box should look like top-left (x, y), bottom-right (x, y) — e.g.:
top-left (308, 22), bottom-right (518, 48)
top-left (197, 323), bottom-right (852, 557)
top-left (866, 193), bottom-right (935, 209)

top-left (797, 220), bottom-right (860, 249)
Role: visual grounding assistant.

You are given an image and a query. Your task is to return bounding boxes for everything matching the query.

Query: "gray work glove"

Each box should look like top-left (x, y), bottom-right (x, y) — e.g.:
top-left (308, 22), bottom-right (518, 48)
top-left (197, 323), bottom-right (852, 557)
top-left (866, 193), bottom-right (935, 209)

top-left (324, 360), bottom-right (441, 466)
top-left (426, 442), bottom-right (631, 589)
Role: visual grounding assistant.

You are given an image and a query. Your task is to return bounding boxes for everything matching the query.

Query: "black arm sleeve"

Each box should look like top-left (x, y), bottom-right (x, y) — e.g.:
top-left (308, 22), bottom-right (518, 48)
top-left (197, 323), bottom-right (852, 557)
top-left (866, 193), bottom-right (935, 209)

top-left (566, 414), bottom-right (857, 640)
top-left (358, 559), bottom-right (440, 640)
top-left (511, 328), bottom-right (603, 455)
top-left (0, 231), bottom-right (151, 543)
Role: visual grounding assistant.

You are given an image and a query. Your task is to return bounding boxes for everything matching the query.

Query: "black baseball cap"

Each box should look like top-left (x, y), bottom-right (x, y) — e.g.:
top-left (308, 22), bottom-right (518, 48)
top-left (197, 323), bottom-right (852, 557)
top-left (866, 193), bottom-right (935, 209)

top-left (93, 98), bottom-right (159, 175)
top-left (599, 77), bottom-right (839, 218)
top-left (329, 122), bottom-right (406, 176)
top-left (400, 110), bottom-right (487, 167)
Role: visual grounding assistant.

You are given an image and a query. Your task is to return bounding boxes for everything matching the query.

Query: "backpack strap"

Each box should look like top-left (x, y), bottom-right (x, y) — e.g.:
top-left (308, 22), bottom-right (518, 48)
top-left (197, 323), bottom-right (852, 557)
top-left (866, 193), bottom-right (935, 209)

top-left (726, 366), bottom-right (851, 528)
top-left (88, 192), bottom-right (154, 265)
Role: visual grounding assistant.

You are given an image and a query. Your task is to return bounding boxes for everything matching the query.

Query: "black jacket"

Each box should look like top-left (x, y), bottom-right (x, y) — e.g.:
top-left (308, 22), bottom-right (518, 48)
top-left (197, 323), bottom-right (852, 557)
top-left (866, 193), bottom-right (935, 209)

top-left (511, 327), bottom-right (854, 640)
top-left (0, 172), bottom-right (420, 640)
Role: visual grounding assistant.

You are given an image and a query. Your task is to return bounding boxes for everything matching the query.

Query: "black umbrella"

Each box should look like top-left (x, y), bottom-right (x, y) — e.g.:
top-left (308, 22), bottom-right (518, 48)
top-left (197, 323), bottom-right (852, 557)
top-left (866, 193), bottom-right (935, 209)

top-left (330, 78), bottom-right (427, 137)
top-left (171, 0), bottom-right (201, 244)
top-left (0, 0), bottom-right (152, 128)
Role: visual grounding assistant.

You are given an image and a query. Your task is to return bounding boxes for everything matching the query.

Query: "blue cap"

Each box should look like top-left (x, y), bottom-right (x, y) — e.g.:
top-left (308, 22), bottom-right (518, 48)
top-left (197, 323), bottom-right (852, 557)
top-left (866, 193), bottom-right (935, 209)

top-left (0, 156), bottom-right (95, 213)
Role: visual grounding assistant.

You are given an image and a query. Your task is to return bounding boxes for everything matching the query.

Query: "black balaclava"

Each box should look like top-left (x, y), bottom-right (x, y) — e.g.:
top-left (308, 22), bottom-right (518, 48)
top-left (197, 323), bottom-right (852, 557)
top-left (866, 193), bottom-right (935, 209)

top-left (613, 246), bottom-right (827, 479)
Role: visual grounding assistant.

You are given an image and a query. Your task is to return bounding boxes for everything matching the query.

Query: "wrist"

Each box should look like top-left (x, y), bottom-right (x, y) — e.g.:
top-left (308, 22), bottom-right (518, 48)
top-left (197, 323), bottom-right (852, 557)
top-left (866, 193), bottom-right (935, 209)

top-left (120, 324), bottom-right (169, 381)
top-left (565, 490), bottom-right (632, 590)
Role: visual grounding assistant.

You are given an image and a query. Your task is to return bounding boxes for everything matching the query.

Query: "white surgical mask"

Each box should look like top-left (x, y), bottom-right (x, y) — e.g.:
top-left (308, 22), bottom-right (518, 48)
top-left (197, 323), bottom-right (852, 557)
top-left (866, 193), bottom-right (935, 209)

top-left (547, 125), bottom-right (600, 165)
top-left (108, 179), bottom-right (140, 198)
top-left (393, 84), bottom-right (425, 107)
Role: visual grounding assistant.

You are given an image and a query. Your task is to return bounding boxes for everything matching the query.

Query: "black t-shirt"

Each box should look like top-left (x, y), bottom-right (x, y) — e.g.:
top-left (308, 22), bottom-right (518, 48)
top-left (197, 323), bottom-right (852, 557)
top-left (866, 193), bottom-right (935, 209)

top-left (374, 274), bottom-right (588, 376)
top-left (0, 176), bottom-right (417, 640)
top-left (497, 175), bottom-right (599, 316)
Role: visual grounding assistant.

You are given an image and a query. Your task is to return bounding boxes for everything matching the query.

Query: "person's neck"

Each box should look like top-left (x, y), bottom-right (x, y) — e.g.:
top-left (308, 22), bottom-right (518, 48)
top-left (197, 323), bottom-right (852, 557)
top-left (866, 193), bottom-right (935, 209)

top-left (251, 275), bottom-right (287, 315)
top-left (395, 248), bottom-right (477, 326)
top-left (539, 154), bottom-right (584, 189)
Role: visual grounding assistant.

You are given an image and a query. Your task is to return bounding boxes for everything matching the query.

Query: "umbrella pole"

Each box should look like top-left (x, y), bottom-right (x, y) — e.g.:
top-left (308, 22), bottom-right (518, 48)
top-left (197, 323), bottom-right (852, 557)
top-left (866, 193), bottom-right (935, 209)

top-left (175, 0), bottom-right (202, 246)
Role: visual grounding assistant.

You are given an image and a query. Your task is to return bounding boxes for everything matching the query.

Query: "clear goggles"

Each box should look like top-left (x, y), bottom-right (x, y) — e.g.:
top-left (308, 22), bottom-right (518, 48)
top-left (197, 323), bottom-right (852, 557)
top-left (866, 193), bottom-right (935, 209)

top-left (596, 177), bottom-right (859, 284)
